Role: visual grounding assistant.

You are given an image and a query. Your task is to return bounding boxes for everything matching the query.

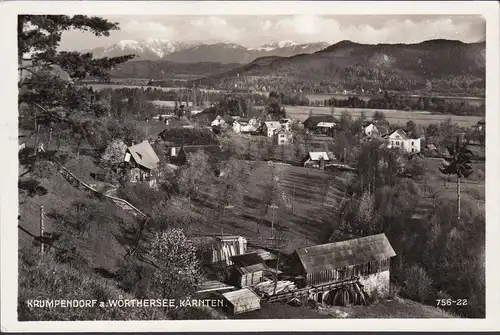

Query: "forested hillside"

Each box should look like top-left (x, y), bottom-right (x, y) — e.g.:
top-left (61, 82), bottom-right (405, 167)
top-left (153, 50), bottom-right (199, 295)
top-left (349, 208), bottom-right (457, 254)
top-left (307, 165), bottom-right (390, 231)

top-left (195, 40), bottom-right (485, 95)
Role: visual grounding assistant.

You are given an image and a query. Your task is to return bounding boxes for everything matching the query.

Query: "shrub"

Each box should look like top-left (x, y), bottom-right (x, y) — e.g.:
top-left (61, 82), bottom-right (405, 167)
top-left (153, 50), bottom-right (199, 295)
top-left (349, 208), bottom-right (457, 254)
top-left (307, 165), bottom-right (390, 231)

top-left (18, 178), bottom-right (48, 197)
top-left (402, 264), bottom-right (434, 303)
top-left (18, 251), bottom-right (170, 320)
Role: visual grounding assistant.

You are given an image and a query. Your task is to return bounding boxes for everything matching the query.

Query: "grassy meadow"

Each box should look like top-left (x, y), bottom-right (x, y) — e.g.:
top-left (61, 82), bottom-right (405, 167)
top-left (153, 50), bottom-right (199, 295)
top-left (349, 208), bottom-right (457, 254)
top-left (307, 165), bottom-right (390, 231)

top-left (285, 105), bottom-right (484, 127)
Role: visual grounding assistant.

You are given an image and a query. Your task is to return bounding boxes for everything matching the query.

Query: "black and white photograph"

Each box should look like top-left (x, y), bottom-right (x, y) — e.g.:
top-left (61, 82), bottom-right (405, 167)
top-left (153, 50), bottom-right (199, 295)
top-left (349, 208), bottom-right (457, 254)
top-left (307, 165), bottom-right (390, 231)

top-left (1, 1), bottom-right (499, 332)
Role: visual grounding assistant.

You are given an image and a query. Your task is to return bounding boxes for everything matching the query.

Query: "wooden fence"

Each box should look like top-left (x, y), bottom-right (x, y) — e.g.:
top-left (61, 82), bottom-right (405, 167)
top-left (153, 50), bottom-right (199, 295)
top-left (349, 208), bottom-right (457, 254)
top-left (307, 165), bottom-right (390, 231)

top-left (57, 164), bottom-right (147, 218)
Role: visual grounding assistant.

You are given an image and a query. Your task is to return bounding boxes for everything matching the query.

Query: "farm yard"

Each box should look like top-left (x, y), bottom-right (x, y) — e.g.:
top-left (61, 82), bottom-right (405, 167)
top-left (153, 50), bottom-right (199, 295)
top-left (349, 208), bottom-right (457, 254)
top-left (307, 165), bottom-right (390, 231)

top-left (285, 105), bottom-right (484, 127)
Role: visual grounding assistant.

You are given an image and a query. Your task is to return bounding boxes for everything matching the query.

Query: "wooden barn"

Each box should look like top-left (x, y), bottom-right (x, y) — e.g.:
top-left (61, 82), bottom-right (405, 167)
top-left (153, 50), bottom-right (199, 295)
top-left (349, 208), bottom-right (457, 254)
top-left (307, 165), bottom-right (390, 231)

top-left (289, 233), bottom-right (396, 303)
top-left (222, 288), bottom-right (261, 315)
top-left (230, 253), bottom-right (268, 288)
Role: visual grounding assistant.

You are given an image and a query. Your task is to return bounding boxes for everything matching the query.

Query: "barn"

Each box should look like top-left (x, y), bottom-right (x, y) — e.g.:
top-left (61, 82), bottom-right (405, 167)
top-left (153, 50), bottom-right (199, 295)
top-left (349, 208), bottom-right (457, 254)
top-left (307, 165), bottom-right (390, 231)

top-left (289, 233), bottom-right (396, 304)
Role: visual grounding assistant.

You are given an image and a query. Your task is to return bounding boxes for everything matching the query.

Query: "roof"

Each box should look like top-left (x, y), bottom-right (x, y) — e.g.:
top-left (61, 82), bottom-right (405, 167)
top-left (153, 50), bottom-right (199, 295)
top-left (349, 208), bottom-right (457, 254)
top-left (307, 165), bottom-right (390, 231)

top-left (222, 288), bottom-right (260, 305)
top-left (196, 280), bottom-right (235, 293)
top-left (275, 128), bottom-right (293, 135)
top-left (388, 129), bottom-right (409, 140)
top-left (231, 253), bottom-right (264, 267)
top-left (308, 152), bottom-right (330, 161)
top-left (236, 263), bottom-right (268, 275)
top-left (425, 144), bottom-right (437, 150)
top-left (304, 115), bottom-right (337, 127)
top-left (127, 141), bottom-right (160, 170)
top-left (295, 233), bottom-right (396, 273)
top-left (316, 122), bottom-right (336, 128)
top-left (264, 121), bottom-right (281, 128)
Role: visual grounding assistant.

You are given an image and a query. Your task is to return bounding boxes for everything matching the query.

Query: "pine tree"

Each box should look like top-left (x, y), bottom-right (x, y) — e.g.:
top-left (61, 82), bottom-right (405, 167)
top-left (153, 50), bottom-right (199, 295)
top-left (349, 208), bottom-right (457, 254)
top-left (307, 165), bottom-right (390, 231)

top-left (439, 137), bottom-right (473, 220)
top-left (18, 15), bottom-right (135, 158)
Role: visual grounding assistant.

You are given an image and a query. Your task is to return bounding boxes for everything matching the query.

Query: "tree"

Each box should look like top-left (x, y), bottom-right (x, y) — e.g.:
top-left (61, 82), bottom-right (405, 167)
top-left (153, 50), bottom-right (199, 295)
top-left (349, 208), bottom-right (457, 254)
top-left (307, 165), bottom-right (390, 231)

top-left (148, 229), bottom-right (203, 301)
top-left (261, 166), bottom-right (287, 237)
top-left (372, 111), bottom-right (386, 123)
top-left (18, 15), bottom-right (134, 158)
top-left (100, 139), bottom-right (127, 168)
top-left (212, 158), bottom-right (247, 226)
top-left (439, 137), bottom-right (473, 220)
top-left (177, 151), bottom-right (213, 201)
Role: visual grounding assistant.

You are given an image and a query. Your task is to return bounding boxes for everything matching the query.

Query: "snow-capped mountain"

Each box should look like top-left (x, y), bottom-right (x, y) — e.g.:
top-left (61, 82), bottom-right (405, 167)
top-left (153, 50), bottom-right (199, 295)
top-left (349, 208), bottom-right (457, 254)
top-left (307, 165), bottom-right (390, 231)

top-left (163, 41), bottom-right (330, 64)
top-left (85, 40), bottom-right (330, 63)
top-left (85, 39), bottom-right (200, 61)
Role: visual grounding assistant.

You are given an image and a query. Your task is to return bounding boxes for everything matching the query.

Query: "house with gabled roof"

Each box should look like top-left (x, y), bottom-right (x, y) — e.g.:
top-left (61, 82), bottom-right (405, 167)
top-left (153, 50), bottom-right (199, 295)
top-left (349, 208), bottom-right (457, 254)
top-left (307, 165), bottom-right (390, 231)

top-left (383, 129), bottom-right (421, 154)
top-left (302, 152), bottom-right (330, 169)
top-left (303, 115), bottom-right (337, 135)
top-left (273, 128), bottom-right (293, 145)
top-left (261, 121), bottom-right (282, 137)
top-left (124, 140), bottom-right (160, 187)
top-left (288, 233), bottom-right (396, 302)
top-left (361, 122), bottom-right (379, 137)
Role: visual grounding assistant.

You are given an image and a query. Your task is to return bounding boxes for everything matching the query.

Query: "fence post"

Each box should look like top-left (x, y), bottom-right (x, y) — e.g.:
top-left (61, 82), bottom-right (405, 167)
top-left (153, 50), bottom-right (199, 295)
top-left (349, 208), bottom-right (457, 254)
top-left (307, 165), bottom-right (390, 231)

top-left (40, 205), bottom-right (44, 255)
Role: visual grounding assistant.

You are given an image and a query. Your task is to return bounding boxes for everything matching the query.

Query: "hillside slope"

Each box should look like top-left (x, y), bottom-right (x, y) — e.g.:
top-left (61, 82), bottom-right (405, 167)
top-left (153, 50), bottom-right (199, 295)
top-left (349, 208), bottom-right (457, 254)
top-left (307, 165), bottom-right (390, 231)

top-left (196, 39), bottom-right (485, 95)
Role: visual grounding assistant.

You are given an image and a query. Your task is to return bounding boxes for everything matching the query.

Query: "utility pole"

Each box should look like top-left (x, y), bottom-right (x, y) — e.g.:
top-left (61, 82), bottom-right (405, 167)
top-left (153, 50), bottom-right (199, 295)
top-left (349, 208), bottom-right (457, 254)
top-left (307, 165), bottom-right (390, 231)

top-left (292, 182), bottom-right (296, 214)
top-left (39, 205), bottom-right (44, 255)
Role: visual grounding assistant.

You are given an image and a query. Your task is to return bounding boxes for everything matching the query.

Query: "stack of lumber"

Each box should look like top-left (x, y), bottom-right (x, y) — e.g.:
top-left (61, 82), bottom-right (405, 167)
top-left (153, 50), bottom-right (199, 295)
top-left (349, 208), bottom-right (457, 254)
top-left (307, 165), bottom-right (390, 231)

top-left (253, 280), bottom-right (297, 297)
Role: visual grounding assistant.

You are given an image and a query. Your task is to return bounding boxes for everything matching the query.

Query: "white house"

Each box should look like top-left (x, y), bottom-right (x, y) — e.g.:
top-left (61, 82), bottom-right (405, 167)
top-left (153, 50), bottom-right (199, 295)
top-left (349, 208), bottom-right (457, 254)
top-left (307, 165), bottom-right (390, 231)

top-left (302, 152), bottom-right (330, 169)
top-left (211, 115), bottom-right (226, 128)
top-left (262, 121), bottom-right (281, 137)
top-left (233, 118), bottom-right (258, 134)
top-left (273, 129), bottom-right (293, 145)
top-left (384, 129), bottom-right (421, 154)
top-left (280, 118), bottom-right (292, 131)
top-left (362, 123), bottom-right (379, 137)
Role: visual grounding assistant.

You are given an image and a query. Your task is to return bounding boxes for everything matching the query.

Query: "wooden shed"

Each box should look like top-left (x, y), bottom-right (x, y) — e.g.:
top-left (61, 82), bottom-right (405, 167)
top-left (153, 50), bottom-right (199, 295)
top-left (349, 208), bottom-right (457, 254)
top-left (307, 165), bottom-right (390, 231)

top-left (222, 288), bottom-right (261, 315)
top-left (230, 253), bottom-right (267, 288)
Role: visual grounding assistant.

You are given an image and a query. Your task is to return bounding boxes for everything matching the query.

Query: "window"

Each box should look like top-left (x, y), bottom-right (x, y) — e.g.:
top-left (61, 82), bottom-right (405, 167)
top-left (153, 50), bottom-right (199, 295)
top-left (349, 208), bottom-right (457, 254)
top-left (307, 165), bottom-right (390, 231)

top-left (411, 141), bottom-right (414, 146)
top-left (396, 141), bottom-right (399, 145)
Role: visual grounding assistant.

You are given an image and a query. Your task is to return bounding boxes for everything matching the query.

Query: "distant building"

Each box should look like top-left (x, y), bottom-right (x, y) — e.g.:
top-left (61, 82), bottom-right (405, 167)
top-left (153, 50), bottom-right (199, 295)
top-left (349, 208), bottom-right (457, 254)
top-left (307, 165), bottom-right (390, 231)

top-left (288, 233), bottom-right (396, 303)
top-left (273, 128), bottom-right (293, 145)
top-left (233, 118), bottom-right (258, 134)
top-left (124, 140), bottom-right (160, 187)
top-left (303, 115), bottom-right (337, 135)
top-left (383, 129), bottom-right (421, 154)
top-left (472, 119), bottom-right (485, 132)
top-left (262, 121), bottom-right (281, 137)
top-left (302, 152), bottom-right (330, 169)
top-left (211, 115), bottom-right (226, 128)
top-left (361, 122), bottom-right (379, 137)
top-left (279, 118), bottom-right (292, 131)
top-left (175, 144), bottom-right (228, 166)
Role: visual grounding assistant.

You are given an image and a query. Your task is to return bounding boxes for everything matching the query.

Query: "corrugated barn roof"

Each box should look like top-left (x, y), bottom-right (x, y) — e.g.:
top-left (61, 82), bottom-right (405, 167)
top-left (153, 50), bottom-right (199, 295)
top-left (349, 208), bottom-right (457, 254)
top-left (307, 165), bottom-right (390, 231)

top-left (295, 233), bottom-right (396, 273)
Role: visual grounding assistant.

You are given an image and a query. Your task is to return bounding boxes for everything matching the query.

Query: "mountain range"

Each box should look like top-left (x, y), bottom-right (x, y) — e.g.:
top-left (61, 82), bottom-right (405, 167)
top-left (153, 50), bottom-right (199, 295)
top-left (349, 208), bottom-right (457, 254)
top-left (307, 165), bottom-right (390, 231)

top-left (193, 39), bottom-right (486, 95)
top-left (86, 39), bottom-right (329, 63)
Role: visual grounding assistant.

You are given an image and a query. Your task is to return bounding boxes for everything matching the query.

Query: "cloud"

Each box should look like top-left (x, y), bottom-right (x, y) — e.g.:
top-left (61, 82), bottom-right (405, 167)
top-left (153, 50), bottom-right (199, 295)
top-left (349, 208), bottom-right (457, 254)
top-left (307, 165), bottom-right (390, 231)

top-left (121, 20), bottom-right (176, 39)
top-left (60, 15), bottom-right (485, 51)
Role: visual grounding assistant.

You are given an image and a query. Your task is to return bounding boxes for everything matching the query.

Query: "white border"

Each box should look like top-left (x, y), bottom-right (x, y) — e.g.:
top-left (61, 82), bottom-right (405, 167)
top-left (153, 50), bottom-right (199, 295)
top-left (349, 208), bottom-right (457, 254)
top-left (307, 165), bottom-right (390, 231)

top-left (1, 1), bottom-right (499, 332)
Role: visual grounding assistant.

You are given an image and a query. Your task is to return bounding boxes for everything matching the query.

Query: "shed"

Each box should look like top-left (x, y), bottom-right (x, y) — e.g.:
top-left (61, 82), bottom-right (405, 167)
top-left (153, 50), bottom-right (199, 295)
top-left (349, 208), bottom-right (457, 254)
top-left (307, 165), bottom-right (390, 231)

top-left (222, 288), bottom-right (261, 315)
top-left (231, 253), bottom-right (267, 288)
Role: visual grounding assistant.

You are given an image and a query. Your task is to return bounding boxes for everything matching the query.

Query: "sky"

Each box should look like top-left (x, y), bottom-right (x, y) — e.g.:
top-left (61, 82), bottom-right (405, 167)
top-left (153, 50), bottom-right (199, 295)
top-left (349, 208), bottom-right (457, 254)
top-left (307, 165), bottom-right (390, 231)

top-left (60, 15), bottom-right (486, 50)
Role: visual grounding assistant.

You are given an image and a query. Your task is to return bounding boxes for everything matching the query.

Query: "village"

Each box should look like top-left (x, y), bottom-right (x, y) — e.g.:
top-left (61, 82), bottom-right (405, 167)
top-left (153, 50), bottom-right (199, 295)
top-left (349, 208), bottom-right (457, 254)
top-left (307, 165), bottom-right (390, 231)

top-left (14, 14), bottom-right (488, 323)
top-left (19, 98), bottom-right (483, 317)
